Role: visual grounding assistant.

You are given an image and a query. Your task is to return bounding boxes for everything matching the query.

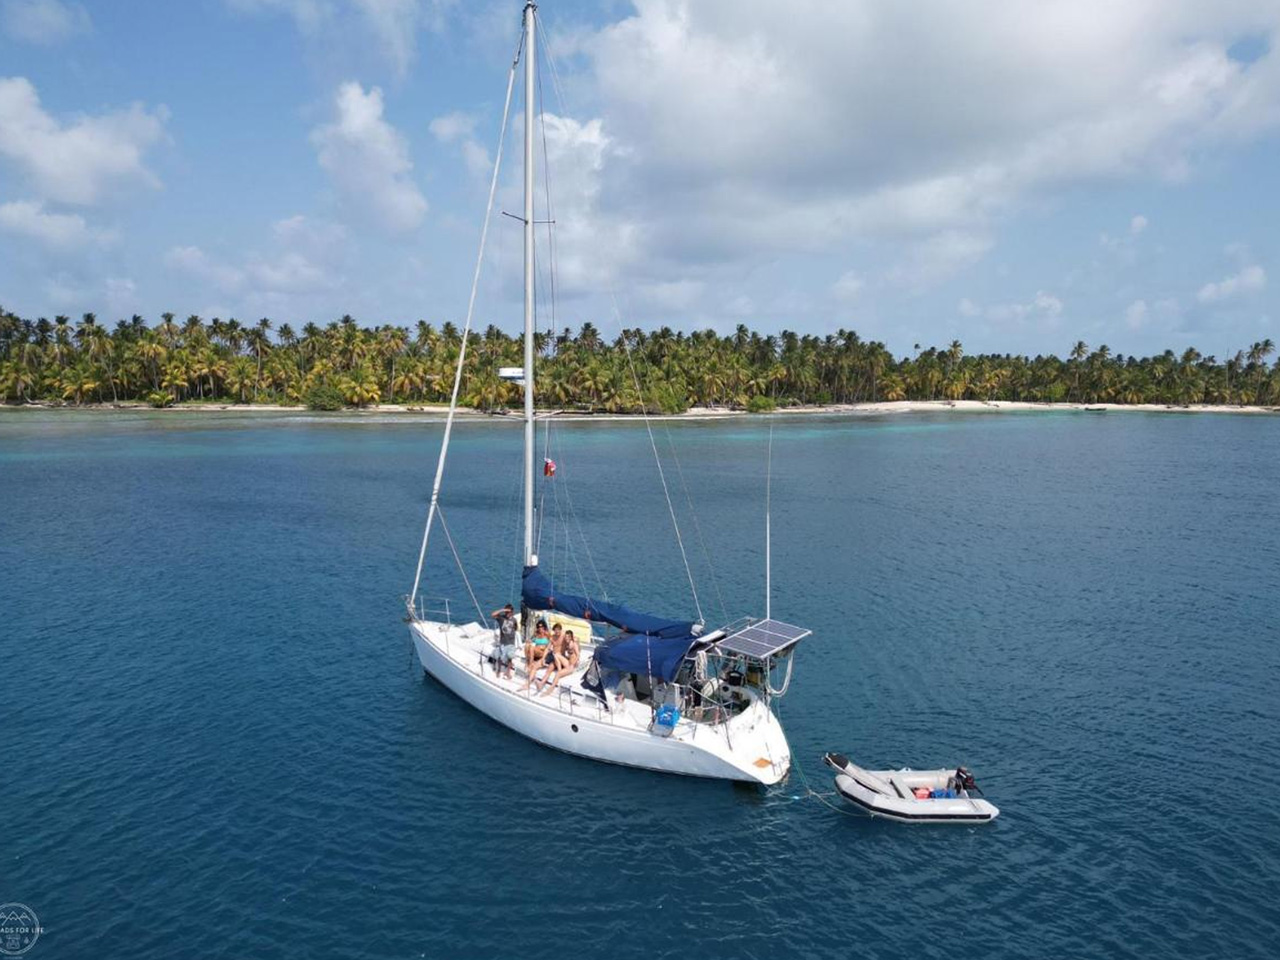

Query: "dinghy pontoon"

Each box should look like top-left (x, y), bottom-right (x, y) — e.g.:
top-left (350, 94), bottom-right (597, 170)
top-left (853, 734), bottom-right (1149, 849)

top-left (824, 752), bottom-right (999, 823)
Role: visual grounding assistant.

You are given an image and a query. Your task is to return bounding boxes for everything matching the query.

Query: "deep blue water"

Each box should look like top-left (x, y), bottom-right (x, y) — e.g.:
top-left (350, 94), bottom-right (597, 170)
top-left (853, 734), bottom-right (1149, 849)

top-left (2, 409), bottom-right (1279, 959)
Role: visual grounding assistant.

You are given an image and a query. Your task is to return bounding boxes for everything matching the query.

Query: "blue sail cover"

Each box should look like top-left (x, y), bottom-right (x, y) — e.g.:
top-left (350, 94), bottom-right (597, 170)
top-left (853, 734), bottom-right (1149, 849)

top-left (521, 566), bottom-right (695, 639)
top-left (590, 634), bottom-right (701, 683)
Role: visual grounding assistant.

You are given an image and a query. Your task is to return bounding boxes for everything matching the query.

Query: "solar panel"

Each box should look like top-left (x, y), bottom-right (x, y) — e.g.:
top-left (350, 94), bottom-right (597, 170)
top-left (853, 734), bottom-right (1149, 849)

top-left (716, 618), bottom-right (812, 659)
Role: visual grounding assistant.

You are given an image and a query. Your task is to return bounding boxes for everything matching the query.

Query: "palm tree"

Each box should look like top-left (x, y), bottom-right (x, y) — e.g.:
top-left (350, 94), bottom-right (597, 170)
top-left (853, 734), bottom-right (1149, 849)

top-left (0, 360), bottom-right (38, 402)
top-left (379, 325), bottom-right (409, 401)
top-left (225, 357), bottom-right (256, 403)
top-left (194, 347), bottom-right (225, 399)
top-left (249, 318), bottom-right (272, 401)
top-left (339, 364), bottom-right (381, 407)
top-left (60, 362), bottom-right (100, 404)
top-left (946, 339), bottom-right (964, 380)
top-left (183, 314), bottom-right (207, 346)
top-left (161, 360), bottom-right (188, 402)
top-left (85, 324), bottom-right (119, 402)
top-left (157, 313), bottom-right (179, 350)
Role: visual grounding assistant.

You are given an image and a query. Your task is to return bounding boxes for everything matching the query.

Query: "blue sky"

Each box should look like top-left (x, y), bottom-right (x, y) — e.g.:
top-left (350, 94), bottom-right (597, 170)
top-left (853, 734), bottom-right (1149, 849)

top-left (2, 0), bottom-right (1278, 359)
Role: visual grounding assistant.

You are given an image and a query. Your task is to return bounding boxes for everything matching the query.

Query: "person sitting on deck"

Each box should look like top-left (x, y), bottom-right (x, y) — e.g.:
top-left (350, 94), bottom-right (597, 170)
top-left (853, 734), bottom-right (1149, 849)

top-left (491, 603), bottom-right (518, 680)
top-left (530, 623), bottom-right (564, 694)
top-left (521, 620), bottom-right (552, 689)
top-left (537, 628), bottom-right (581, 697)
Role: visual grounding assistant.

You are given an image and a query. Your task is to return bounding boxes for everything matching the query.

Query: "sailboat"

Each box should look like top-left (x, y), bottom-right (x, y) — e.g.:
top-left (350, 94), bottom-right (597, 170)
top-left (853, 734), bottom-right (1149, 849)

top-left (404, 1), bottom-right (809, 785)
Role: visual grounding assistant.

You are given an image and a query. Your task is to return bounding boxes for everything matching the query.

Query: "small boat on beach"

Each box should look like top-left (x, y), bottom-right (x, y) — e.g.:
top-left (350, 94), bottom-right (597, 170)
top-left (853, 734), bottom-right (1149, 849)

top-left (1083, 405), bottom-right (1108, 412)
top-left (823, 752), bottom-right (999, 823)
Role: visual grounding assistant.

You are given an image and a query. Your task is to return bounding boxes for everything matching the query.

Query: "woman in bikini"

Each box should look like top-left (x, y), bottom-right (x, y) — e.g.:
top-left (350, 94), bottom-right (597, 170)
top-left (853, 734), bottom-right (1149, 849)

top-left (521, 620), bottom-right (552, 689)
top-left (538, 629), bottom-right (580, 696)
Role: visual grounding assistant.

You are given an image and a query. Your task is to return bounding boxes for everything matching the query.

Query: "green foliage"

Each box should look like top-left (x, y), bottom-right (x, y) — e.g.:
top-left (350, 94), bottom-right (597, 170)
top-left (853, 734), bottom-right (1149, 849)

top-left (1040, 380), bottom-right (1068, 403)
top-left (304, 382), bottom-right (346, 411)
top-left (646, 383), bottom-right (688, 415)
top-left (146, 390), bottom-right (173, 408)
top-left (746, 394), bottom-right (777, 413)
top-left (1, 304), bottom-right (1277, 412)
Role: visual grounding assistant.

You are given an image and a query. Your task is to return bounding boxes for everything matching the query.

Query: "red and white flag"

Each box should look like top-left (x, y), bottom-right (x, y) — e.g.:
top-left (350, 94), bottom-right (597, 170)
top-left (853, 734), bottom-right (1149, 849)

top-left (543, 458), bottom-right (557, 478)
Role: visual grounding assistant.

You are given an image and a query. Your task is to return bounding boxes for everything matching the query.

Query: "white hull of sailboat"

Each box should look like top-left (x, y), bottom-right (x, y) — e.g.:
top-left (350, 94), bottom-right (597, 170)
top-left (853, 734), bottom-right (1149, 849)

top-left (409, 619), bottom-right (791, 785)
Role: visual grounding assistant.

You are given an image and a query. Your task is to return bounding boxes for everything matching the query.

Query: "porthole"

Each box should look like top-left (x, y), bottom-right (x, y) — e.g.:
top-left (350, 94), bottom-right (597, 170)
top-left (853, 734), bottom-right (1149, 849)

top-left (571, 724), bottom-right (579, 733)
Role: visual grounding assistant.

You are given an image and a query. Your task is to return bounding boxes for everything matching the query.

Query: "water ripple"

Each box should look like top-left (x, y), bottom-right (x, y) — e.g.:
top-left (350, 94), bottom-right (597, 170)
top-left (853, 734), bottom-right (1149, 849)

top-left (2, 411), bottom-right (1278, 958)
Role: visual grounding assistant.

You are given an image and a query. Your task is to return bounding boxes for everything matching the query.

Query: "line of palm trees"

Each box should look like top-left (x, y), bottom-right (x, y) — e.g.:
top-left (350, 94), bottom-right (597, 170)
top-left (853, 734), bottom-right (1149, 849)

top-left (1, 308), bottom-right (1277, 411)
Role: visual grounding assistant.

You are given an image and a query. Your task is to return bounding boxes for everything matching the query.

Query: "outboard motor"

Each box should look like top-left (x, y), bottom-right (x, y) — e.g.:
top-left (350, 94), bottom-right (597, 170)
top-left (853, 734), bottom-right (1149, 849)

top-left (953, 766), bottom-right (979, 795)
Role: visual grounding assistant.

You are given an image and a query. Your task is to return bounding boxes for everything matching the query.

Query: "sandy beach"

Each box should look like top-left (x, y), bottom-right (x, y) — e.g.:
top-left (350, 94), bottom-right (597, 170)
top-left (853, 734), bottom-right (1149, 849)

top-left (3, 399), bottom-right (1278, 419)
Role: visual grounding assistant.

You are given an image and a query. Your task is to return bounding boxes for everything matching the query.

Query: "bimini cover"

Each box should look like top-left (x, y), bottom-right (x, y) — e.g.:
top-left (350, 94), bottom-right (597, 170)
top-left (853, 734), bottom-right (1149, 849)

top-left (591, 633), bottom-right (702, 683)
top-left (521, 566), bottom-right (694, 639)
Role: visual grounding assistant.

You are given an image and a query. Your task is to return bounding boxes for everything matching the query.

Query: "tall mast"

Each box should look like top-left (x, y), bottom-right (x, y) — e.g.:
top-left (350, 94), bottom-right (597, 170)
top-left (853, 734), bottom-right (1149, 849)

top-left (522, 0), bottom-right (537, 568)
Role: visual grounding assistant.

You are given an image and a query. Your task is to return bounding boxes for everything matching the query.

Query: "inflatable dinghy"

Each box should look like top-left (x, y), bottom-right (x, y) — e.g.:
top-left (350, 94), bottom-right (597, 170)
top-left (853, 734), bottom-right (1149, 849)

top-left (823, 752), bottom-right (999, 823)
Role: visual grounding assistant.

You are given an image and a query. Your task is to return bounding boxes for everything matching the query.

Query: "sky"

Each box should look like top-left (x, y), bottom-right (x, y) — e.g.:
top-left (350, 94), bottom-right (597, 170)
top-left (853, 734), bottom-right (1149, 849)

top-left (2, 0), bottom-right (1279, 359)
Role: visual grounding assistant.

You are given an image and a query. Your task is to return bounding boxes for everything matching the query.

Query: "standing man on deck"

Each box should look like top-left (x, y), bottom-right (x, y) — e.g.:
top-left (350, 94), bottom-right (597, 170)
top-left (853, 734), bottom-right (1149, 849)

top-left (491, 603), bottom-right (518, 680)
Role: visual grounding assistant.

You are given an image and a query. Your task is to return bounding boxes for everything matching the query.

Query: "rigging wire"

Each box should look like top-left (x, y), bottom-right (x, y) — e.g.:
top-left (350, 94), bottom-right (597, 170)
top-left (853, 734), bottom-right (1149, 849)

top-left (772, 699), bottom-right (867, 818)
top-left (549, 432), bottom-right (610, 602)
top-left (548, 458), bottom-right (596, 601)
top-left (409, 29), bottom-right (522, 607)
top-left (437, 506), bottom-right (487, 624)
top-left (532, 11), bottom-right (612, 604)
top-left (662, 424), bottom-right (728, 625)
top-left (535, 9), bottom-right (559, 344)
top-left (537, 16), bottom-right (706, 624)
top-left (766, 422), bottom-right (773, 621)
top-left (616, 314), bottom-right (705, 624)
top-left (503, 451), bottom-right (526, 606)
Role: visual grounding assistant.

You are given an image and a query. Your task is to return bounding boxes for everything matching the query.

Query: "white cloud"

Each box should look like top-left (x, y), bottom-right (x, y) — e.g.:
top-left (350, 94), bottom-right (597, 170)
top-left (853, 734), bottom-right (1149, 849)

top-left (430, 110), bottom-right (492, 179)
top-left (889, 230), bottom-right (994, 289)
top-left (105, 276), bottom-right (138, 315)
top-left (164, 245), bottom-right (247, 292)
top-left (1100, 214), bottom-right (1151, 262)
top-left (989, 291), bottom-right (1064, 323)
top-left (1, 0), bottom-right (90, 44)
top-left (350, 0), bottom-right (421, 77)
top-left (164, 215), bottom-right (347, 316)
top-left (640, 279), bottom-right (704, 311)
top-left (516, 112), bottom-right (637, 296)
top-left (1125, 299), bottom-right (1149, 328)
top-left (1197, 263), bottom-right (1266, 302)
top-left (551, 0), bottom-right (1280, 301)
top-left (272, 212), bottom-right (346, 254)
top-left (226, 0), bottom-right (328, 30)
top-left (310, 81), bottom-right (427, 233)
top-left (245, 252), bottom-right (329, 293)
top-left (832, 270), bottom-right (864, 301)
top-left (0, 76), bottom-right (167, 205)
top-left (964, 291), bottom-right (1065, 326)
top-left (225, 0), bottom-right (443, 77)
top-left (0, 199), bottom-right (107, 248)
top-left (429, 111), bottom-right (474, 143)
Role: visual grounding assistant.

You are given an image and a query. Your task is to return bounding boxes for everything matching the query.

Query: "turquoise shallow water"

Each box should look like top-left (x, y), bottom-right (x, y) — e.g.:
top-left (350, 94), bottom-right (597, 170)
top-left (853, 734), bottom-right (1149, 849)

top-left (2, 409), bottom-right (1279, 959)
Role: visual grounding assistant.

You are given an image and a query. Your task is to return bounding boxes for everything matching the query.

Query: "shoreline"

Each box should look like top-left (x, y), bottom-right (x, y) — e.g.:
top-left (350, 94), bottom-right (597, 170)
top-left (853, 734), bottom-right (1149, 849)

top-left (3, 399), bottom-right (1279, 419)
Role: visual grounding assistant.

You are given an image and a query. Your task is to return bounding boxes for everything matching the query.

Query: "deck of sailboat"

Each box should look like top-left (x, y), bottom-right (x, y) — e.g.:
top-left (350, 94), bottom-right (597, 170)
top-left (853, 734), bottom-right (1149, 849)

top-left (409, 617), bottom-right (784, 743)
top-left (412, 620), bottom-right (658, 730)
top-left (409, 615), bottom-right (793, 782)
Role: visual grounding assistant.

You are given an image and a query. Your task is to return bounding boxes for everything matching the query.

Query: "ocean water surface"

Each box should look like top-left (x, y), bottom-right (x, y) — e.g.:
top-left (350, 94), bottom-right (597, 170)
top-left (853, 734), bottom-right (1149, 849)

top-left (2, 408), bottom-right (1278, 959)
